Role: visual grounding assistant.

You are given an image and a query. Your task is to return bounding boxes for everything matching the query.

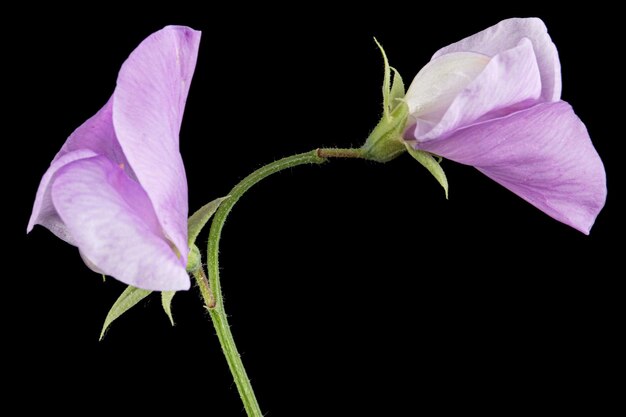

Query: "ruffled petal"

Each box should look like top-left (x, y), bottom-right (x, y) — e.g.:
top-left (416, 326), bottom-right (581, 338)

top-left (410, 38), bottom-right (542, 141)
top-left (432, 18), bottom-right (561, 101)
top-left (113, 26), bottom-right (201, 266)
top-left (415, 102), bottom-right (606, 234)
top-left (51, 156), bottom-right (190, 290)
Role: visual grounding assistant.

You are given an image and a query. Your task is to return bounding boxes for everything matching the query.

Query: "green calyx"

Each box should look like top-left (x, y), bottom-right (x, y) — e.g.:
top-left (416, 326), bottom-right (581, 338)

top-left (361, 38), bottom-right (449, 197)
top-left (186, 244), bottom-right (202, 273)
top-left (98, 196), bottom-right (228, 340)
top-left (361, 39), bottom-right (410, 163)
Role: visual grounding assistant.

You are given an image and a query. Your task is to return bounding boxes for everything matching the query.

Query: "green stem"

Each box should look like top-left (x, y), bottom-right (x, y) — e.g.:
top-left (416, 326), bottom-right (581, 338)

top-left (316, 147), bottom-right (364, 159)
top-left (195, 148), bottom-right (364, 416)
top-left (193, 268), bottom-right (215, 308)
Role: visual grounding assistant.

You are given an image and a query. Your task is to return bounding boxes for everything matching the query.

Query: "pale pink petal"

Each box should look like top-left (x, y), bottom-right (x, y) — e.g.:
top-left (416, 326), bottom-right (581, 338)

top-left (113, 26), bottom-right (201, 266)
top-left (52, 156), bottom-right (190, 290)
top-left (405, 51), bottom-right (490, 128)
top-left (409, 38), bottom-right (542, 141)
top-left (415, 102), bottom-right (606, 234)
top-left (433, 18), bottom-right (561, 101)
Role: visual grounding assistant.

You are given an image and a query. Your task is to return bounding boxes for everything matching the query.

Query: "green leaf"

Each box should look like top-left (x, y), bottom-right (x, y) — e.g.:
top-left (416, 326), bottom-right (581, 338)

top-left (187, 196), bottom-right (229, 246)
top-left (100, 286), bottom-right (152, 341)
top-left (406, 146), bottom-right (449, 199)
top-left (161, 291), bottom-right (176, 326)
top-left (389, 67), bottom-right (405, 111)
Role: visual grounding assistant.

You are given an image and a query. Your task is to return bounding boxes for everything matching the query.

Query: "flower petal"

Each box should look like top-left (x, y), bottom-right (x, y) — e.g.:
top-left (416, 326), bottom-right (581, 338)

top-left (112, 26), bottom-right (201, 267)
top-left (411, 38), bottom-right (542, 141)
top-left (415, 102), bottom-right (606, 234)
top-left (51, 155), bottom-right (190, 290)
top-left (405, 51), bottom-right (490, 125)
top-left (54, 98), bottom-right (133, 174)
top-left (28, 97), bottom-right (133, 241)
top-left (432, 18), bottom-right (561, 101)
top-left (27, 149), bottom-right (98, 243)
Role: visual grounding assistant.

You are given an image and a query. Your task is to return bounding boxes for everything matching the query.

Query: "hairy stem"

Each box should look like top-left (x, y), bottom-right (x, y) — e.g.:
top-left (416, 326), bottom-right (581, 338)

top-left (196, 148), bottom-right (364, 416)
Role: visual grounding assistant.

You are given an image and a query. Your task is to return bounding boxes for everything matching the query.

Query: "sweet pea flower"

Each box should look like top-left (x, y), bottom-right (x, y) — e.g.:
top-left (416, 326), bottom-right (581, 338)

top-left (27, 26), bottom-right (201, 290)
top-left (403, 18), bottom-right (606, 234)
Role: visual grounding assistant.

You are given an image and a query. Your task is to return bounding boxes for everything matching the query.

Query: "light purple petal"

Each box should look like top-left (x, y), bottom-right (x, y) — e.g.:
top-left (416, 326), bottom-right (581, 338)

top-left (112, 26), bottom-right (200, 266)
top-left (410, 38), bottom-right (542, 141)
top-left (27, 149), bottom-right (98, 243)
top-left (432, 18), bottom-right (561, 101)
top-left (28, 98), bottom-right (129, 240)
top-left (415, 102), bottom-right (606, 234)
top-left (53, 98), bottom-right (133, 176)
top-left (51, 156), bottom-right (190, 291)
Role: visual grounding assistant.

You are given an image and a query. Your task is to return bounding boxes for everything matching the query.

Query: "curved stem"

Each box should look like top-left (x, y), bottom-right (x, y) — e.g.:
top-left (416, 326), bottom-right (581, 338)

top-left (209, 150), bottom-right (325, 302)
top-left (195, 148), bottom-right (364, 416)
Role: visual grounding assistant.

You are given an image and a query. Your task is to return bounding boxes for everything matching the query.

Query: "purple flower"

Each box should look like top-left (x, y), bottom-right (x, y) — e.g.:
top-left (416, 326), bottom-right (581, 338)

top-left (403, 18), bottom-right (606, 234)
top-left (27, 26), bottom-right (201, 290)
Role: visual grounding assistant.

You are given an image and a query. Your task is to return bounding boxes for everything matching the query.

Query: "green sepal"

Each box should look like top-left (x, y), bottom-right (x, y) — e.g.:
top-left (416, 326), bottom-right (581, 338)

top-left (186, 243), bottom-right (201, 273)
top-left (161, 291), bottom-right (176, 326)
top-left (406, 145), bottom-right (449, 199)
top-left (375, 37), bottom-right (392, 119)
top-left (361, 102), bottom-right (409, 163)
top-left (99, 286), bottom-right (152, 340)
top-left (187, 196), bottom-right (229, 246)
top-left (389, 67), bottom-right (405, 112)
top-left (361, 39), bottom-right (409, 163)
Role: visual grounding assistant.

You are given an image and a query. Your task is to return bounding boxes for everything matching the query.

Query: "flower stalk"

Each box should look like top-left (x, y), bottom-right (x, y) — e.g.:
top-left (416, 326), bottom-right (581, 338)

top-left (196, 148), bottom-right (364, 416)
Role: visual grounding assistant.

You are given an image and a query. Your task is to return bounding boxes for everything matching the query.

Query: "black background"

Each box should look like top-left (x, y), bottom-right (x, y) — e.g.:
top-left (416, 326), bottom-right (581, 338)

top-left (8, 4), bottom-right (621, 415)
